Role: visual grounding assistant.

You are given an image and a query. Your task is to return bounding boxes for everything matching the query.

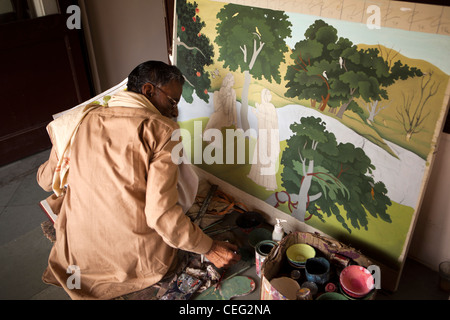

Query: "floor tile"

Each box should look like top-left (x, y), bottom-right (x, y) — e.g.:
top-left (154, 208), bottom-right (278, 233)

top-left (0, 204), bottom-right (49, 246)
top-left (0, 226), bottom-right (53, 299)
top-left (0, 180), bottom-right (21, 208)
top-left (0, 149), bottom-right (50, 188)
top-left (7, 172), bottom-right (52, 207)
top-left (30, 285), bottom-right (70, 300)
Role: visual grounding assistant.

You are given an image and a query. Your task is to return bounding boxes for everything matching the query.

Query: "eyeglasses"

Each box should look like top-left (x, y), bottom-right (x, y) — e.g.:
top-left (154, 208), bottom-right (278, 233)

top-left (148, 82), bottom-right (178, 108)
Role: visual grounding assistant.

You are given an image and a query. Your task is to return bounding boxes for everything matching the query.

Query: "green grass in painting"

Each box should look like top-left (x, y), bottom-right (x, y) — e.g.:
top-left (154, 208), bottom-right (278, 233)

top-left (266, 181), bottom-right (414, 269)
top-left (306, 201), bottom-right (414, 268)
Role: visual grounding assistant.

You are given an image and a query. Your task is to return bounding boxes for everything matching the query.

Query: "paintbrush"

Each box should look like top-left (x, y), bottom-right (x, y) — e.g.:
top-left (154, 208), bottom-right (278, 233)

top-left (205, 225), bottom-right (238, 236)
top-left (201, 218), bottom-right (225, 232)
top-left (223, 263), bottom-right (254, 281)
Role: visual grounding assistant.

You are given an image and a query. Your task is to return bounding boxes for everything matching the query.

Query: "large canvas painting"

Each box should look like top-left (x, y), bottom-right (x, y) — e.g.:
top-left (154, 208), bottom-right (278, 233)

top-left (173, 0), bottom-right (450, 289)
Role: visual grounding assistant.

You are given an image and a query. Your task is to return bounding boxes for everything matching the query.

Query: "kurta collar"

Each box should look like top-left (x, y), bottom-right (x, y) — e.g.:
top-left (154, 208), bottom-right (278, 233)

top-left (108, 90), bottom-right (161, 115)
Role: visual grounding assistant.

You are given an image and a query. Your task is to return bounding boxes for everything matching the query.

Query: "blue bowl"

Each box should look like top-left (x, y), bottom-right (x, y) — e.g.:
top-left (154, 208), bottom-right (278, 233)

top-left (305, 257), bottom-right (330, 285)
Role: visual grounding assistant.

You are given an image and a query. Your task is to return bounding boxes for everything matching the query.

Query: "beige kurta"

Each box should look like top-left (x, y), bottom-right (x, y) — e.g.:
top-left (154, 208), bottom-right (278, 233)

top-left (37, 94), bottom-right (213, 300)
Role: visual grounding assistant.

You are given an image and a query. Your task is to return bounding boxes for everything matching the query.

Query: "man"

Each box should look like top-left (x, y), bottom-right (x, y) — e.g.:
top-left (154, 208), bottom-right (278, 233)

top-left (37, 61), bottom-right (240, 300)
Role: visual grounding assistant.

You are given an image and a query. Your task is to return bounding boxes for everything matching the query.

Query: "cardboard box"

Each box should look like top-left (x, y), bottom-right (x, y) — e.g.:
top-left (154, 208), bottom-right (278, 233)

top-left (260, 231), bottom-right (375, 300)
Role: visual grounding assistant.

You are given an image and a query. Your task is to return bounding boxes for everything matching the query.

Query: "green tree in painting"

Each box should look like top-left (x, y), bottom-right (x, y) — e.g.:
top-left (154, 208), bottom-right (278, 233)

top-left (285, 20), bottom-right (422, 119)
top-left (285, 20), bottom-right (338, 112)
top-left (280, 116), bottom-right (392, 233)
top-left (215, 4), bottom-right (292, 131)
top-left (333, 47), bottom-right (421, 119)
top-left (176, 0), bottom-right (214, 103)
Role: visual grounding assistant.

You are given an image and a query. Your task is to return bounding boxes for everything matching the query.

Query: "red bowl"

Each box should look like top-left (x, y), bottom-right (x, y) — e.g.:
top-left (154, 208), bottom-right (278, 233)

top-left (339, 265), bottom-right (375, 298)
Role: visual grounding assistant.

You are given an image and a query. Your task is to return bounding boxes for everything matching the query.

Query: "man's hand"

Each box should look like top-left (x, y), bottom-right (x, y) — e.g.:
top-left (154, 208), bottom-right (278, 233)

top-left (205, 240), bottom-right (241, 269)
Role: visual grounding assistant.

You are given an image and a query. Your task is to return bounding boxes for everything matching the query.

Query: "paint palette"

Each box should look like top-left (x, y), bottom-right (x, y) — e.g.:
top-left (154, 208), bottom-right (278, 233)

top-left (194, 276), bottom-right (256, 300)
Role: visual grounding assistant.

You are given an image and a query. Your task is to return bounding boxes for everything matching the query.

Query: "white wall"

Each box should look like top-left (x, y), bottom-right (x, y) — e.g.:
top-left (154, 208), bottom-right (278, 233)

top-left (409, 132), bottom-right (450, 271)
top-left (80, 0), bottom-right (169, 93)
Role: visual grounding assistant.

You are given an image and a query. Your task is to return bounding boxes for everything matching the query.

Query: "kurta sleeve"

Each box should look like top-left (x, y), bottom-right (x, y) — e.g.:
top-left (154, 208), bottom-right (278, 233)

top-left (37, 146), bottom-right (58, 192)
top-left (144, 123), bottom-right (213, 255)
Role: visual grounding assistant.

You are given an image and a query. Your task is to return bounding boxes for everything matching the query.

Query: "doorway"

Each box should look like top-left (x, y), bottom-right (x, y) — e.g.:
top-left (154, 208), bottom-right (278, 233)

top-left (0, 0), bottom-right (93, 166)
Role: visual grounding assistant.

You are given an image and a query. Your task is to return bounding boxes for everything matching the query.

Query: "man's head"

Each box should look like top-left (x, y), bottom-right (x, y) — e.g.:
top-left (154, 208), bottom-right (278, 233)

top-left (127, 61), bottom-right (185, 119)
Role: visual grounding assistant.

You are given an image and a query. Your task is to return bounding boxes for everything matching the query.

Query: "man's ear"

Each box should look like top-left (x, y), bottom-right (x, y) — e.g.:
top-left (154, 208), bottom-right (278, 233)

top-left (142, 83), bottom-right (155, 97)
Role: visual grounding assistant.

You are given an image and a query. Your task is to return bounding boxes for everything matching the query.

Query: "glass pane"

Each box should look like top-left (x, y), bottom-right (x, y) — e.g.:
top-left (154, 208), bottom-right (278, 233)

top-left (0, 0), bottom-right (14, 14)
top-left (28, 0), bottom-right (60, 18)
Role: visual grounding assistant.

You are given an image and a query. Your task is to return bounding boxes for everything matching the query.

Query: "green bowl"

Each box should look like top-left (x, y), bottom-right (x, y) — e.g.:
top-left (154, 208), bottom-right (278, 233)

top-left (286, 244), bottom-right (316, 264)
top-left (316, 292), bottom-right (348, 300)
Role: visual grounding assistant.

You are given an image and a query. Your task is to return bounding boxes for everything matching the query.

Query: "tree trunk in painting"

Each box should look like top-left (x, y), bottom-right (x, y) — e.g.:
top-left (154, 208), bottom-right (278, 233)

top-left (319, 93), bottom-right (330, 112)
top-left (406, 132), bottom-right (412, 141)
top-left (241, 70), bottom-right (251, 132)
top-left (292, 159), bottom-right (315, 222)
top-left (336, 97), bottom-right (353, 119)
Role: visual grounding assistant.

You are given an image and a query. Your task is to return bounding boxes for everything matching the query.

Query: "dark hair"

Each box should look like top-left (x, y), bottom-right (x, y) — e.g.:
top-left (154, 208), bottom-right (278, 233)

top-left (127, 60), bottom-right (185, 94)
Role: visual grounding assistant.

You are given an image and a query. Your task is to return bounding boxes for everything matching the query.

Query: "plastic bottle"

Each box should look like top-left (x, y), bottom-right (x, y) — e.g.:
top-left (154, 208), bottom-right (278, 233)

top-left (272, 219), bottom-right (287, 241)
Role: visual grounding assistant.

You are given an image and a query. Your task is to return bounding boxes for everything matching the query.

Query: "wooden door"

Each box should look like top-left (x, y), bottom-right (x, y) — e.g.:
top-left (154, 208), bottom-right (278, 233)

top-left (0, 0), bottom-right (93, 166)
top-left (164, 0), bottom-right (174, 58)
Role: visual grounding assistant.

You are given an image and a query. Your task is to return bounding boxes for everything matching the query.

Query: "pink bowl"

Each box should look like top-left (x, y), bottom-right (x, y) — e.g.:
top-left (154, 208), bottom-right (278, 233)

top-left (339, 265), bottom-right (375, 298)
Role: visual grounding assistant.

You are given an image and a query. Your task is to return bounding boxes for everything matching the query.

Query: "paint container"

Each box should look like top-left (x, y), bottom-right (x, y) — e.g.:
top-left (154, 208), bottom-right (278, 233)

top-left (325, 282), bottom-right (337, 293)
top-left (290, 270), bottom-right (301, 282)
top-left (248, 228), bottom-right (272, 247)
top-left (439, 261), bottom-right (450, 293)
top-left (301, 281), bottom-right (318, 297)
top-left (255, 240), bottom-right (278, 278)
top-left (305, 257), bottom-right (331, 285)
top-left (236, 211), bottom-right (264, 233)
top-left (270, 277), bottom-right (300, 300)
top-left (339, 265), bottom-right (375, 298)
top-left (316, 292), bottom-right (348, 300)
top-left (296, 287), bottom-right (313, 300)
top-left (286, 244), bottom-right (316, 268)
